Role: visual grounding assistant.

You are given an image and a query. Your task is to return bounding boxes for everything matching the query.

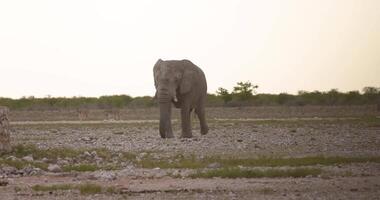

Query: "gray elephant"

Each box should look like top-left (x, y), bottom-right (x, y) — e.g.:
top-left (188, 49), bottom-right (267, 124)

top-left (153, 59), bottom-right (208, 138)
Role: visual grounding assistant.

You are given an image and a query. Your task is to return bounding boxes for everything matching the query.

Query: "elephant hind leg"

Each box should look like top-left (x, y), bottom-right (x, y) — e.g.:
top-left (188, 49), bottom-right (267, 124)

top-left (195, 105), bottom-right (208, 135)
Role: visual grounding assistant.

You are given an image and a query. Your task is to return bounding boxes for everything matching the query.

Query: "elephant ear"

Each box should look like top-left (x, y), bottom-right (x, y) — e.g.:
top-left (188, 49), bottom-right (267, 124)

top-left (180, 67), bottom-right (194, 94)
top-left (153, 59), bottom-right (162, 88)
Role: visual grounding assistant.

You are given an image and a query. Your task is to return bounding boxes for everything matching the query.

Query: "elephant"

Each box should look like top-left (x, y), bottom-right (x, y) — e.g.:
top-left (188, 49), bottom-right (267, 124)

top-left (153, 59), bottom-right (209, 138)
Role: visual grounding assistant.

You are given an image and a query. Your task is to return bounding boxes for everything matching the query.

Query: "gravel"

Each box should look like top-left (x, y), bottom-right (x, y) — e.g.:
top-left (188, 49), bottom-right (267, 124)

top-left (0, 106), bottom-right (378, 199)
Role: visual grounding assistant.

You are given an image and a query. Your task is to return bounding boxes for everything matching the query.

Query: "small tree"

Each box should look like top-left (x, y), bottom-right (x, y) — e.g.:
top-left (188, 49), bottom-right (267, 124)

top-left (216, 87), bottom-right (232, 104)
top-left (363, 86), bottom-right (380, 104)
top-left (232, 81), bottom-right (258, 101)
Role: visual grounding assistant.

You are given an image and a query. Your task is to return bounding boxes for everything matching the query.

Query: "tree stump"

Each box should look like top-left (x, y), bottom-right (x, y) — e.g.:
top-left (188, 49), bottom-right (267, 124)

top-left (0, 106), bottom-right (11, 153)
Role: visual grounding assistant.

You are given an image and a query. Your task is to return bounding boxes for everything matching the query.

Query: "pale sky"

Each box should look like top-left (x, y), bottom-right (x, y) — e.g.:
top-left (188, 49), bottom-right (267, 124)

top-left (0, 0), bottom-right (379, 98)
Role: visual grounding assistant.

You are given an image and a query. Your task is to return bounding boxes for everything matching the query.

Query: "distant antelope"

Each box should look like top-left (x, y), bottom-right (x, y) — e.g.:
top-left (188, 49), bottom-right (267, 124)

top-left (104, 108), bottom-right (121, 121)
top-left (77, 108), bottom-right (89, 121)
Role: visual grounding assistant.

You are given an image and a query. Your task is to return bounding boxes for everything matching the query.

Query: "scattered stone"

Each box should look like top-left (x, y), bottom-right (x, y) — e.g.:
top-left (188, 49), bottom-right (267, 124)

top-left (57, 159), bottom-right (69, 166)
top-left (236, 139), bottom-right (243, 142)
top-left (6, 156), bottom-right (18, 161)
top-left (22, 155), bottom-right (34, 162)
top-left (41, 157), bottom-right (50, 163)
top-left (81, 137), bottom-right (92, 142)
top-left (113, 131), bottom-right (124, 135)
top-left (93, 171), bottom-right (117, 181)
top-left (22, 166), bottom-right (42, 176)
top-left (207, 162), bottom-right (221, 169)
top-left (1, 166), bottom-right (17, 175)
top-left (0, 179), bottom-right (9, 186)
top-left (22, 166), bottom-right (35, 175)
top-left (83, 151), bottom-right (91, 157)
top-left (152, 154), bottom-right (160, 160)
top-left (47, 164), bottom-right (62, 173)
top-left (90, 151), bottom-right (98, 157)
top-left (138, 152), bottom-right (148, 159)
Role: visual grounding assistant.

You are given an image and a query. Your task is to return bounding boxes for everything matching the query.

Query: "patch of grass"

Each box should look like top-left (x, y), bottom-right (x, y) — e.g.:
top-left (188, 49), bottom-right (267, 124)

top-left (0, 158), bottom-right (48, 170)
top-left (257, 187), bottom-right (276, 195)
top-left (7, 144), bottom-right (82, 161)
top-left (120, 152), bottom-right (137, 161)
top-left (0, 159), bottom-right (28, 169)
top-left (2, 144), bottom-right (133, 163)
top-left (62, 164), bottom-right (98, 172)
top-left (361, 116), bottom-right (380, 127)
top-left (14, 186), bottom-right (22, 193)
top-left (342, 170), bottom-right (353, 177)
top-left (77, 183), bottom-right (102, 195)
top-left (137, 154), bottom-right (380, 169)
top-left (190, 167), bottom-right (322, 179)
top-left (92, 148), bottom-right (113, 160)
top-left (32, 184), bottom-right (73, 192)
top-left (0, 144), bottom-right (139, 172)
top-left (210, 116), bottom-right (380, 128)
top-left (31, 183), bottom-right (119, 195)
top-left (214, 156), bottom-right (380, 168)
top-left (139, 154), bottom-right (204, 169)
top-left (101, 164), bottom-right (120, 171)
top-left (105, 186), bottom-right (119, 194)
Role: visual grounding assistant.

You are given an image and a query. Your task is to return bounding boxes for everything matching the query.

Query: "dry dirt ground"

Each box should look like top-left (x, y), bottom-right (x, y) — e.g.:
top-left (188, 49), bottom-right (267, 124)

top-left (1, 106), bottom-right (380, 199)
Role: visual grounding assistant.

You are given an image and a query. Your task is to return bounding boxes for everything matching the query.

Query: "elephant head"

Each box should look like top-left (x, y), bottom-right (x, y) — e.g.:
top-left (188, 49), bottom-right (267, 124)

top-left (153, 59), bottom-right (196, 138)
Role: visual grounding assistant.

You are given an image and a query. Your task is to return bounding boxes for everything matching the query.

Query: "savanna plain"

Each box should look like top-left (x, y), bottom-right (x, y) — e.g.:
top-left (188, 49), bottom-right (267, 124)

top-left (1, 106), bottom-right (379, 199)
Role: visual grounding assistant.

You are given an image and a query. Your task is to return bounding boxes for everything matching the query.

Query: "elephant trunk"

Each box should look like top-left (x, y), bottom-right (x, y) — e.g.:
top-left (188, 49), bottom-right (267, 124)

top-left (158, 93), bottom-right (174, 138)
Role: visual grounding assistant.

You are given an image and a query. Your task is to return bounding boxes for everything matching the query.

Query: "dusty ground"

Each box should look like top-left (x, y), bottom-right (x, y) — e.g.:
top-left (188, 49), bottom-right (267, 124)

top-left (1, 106), bottom-right (380, 199)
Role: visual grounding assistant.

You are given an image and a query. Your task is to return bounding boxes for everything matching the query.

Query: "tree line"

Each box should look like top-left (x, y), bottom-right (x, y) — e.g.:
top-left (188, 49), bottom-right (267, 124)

top-left (0, 82), bottom-right (379, 110)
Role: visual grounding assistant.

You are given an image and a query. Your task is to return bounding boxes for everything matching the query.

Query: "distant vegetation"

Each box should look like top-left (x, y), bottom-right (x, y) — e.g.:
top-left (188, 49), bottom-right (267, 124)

top-left (211, 83), bottom-right (380, 107)
top-left (0, 82), bottom-right (379, 110)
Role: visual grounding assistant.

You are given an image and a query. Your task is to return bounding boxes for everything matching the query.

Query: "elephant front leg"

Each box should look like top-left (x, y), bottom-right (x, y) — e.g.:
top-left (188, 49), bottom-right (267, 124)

top-left (180, 106), bottom-right (192, 138)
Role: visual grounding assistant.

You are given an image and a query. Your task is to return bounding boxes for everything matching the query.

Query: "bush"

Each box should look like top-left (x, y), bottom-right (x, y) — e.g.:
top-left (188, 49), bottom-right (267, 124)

top-left (0, 85), bottom-right (379, 110)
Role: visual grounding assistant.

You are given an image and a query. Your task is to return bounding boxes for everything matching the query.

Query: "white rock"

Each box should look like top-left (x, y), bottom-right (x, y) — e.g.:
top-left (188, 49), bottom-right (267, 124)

top-left (57, 159), bottom-right (69, 166)
top-left (41, 158), bottom-right (49, 163)
top-left (47, 164), bottom-right (62, 173)
top-left (6, 156), bottom-right (18, 161)
top-left (93, 171), bottom-right (117, 181)
top-left (207, 162), bottom-right (221, 169)
top-left (22, 155), bottom-right (34, 162)
top-left (139, 152), bottom-right (148, 158)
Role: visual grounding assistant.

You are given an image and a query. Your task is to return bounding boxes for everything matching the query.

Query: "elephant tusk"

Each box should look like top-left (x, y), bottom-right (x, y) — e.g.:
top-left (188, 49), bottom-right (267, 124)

top-left (173, 96), bottom-right (178, 102)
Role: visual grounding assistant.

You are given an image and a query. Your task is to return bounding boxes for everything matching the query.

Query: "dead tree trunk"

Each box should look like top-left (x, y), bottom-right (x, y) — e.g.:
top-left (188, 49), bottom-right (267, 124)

top-left (0, 106), bottom-right (11, 153)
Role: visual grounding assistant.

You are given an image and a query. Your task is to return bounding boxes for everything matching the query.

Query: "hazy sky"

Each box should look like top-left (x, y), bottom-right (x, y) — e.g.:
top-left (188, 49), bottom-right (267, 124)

top-left (0, 0), bottom-right (379, 98)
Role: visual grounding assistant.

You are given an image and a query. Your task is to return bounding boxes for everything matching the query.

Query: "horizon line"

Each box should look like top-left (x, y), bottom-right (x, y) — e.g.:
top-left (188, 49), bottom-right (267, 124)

top-left (1, 86), bottom-right (378, 100)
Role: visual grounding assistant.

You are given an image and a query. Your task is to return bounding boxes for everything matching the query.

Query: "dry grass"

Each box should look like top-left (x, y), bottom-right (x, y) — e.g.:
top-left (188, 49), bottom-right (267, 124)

top-left (62, 164), bottom-right (98, 172)
top-left (190, 167), bottom-right (322, 179)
